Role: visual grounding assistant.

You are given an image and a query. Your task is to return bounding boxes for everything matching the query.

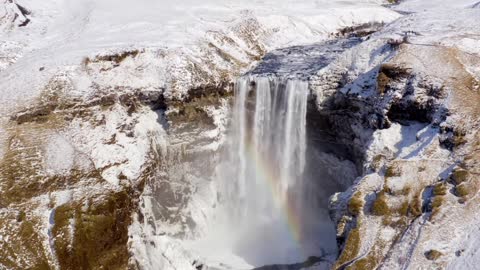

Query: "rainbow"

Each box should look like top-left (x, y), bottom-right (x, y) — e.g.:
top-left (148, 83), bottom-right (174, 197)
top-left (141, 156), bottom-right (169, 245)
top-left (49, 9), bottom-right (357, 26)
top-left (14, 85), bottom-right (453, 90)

top-left (243, 136), bottom-right (305, 249)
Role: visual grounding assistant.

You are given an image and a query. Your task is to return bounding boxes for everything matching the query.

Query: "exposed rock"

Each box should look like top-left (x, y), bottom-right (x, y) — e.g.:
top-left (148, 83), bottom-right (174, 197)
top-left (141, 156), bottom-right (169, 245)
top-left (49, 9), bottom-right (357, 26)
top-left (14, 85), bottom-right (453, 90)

top-left (325, 21), bottom-right (480, 270)
top-left (1, 1), bottom-right (479, 270)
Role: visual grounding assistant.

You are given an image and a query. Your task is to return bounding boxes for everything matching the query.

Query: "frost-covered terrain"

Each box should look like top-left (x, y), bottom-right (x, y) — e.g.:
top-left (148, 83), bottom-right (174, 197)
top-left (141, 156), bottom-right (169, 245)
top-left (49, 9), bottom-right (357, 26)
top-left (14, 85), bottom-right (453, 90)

top-left (0, 0), bottom-right (397, 109)
top-left (0, 0), bottom-right (479, 269)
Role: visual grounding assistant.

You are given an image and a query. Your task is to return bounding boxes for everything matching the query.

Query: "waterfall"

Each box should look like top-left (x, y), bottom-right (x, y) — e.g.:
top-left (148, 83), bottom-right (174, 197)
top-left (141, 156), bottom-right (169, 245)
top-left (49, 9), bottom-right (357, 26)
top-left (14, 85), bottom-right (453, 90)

top-left (226, 76), bottom-right (308, 222)
top-left (215, 75), bottom-right (314, 266)
top-left (189, 75), bottom-right (339, 268)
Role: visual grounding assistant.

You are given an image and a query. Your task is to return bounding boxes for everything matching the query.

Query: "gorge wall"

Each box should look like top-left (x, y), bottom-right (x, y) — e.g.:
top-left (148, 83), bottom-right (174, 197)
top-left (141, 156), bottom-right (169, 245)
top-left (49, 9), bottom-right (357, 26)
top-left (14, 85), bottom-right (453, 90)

top-left (1, 1), bottom-right (479, 270)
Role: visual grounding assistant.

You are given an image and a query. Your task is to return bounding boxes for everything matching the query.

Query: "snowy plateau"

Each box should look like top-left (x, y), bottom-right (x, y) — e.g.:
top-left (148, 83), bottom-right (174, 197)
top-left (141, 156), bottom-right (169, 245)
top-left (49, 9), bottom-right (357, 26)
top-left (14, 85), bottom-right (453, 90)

top-left (0, 0), bottom-right (479, 270)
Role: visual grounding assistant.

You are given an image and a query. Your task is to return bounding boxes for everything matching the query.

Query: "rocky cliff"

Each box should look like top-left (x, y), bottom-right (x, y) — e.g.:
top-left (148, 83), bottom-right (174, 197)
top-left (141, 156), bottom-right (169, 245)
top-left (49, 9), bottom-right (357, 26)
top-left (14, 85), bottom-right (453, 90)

top-left (0, 0), bottom-right (479, 269)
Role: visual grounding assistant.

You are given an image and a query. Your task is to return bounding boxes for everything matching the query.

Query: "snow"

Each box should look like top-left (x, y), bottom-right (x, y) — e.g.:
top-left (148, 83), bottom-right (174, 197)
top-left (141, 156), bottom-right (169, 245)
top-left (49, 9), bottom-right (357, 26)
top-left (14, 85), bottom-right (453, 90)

top-left (327, 3), bottom-right (479, 267)
top-left (186, 239), bottom-right (254, 270)
top-left (454, 38), bottom-right (480, 55)
top-left (393, 0), bottom-right (480, 13)
top-left (447, 217), bottom-right (480, 269)
top-left (0, 41), bottom-right (23, 70)
top-left (44, 134), bottom-right (75, 175)
top-left (129, 216), bottom-right (197, 270)
top-left (65, 105), bottom-right (168, 186)
top-left (1, 0), bottom-right (477, 269)
top-left (384, 8), bottom-right (480, 50)
top-left (29, 195), bottom-right (60, 268)
top-left (199, 99), bottom-right (230, 151)
top-left (54, 190), bottom-right (73, 206)
top-left (0, 16), bottom-right (401, 270)
top-left (368, 123), bottom-right (407, 159)
top-left (366, 122), bottom-right (444, 161)
top-left (0, 0), bottom-right (399, 115)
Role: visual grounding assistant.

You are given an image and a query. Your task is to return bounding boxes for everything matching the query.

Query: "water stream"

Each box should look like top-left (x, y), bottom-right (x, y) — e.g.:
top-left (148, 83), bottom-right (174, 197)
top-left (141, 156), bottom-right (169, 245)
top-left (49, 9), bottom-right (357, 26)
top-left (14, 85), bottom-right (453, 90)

top-left (205, 75), bottom-right (336, 267)
top-left (191, 37), bottom-right (365, 268)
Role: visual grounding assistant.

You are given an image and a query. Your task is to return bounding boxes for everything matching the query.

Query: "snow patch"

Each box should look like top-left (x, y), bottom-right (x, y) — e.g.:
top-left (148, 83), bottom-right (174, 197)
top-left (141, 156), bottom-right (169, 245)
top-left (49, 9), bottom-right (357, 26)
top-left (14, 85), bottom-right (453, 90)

top-left (66, 105), bottom-right (167, 186)
top-left (455, 38), bottom-right (480, 55)
top-left (44, 134), bottom-right (75, 175)
top-left (129, 217), bottom-right (197, 270)
top-left (200, 99), bottom-right (230, 151)
top-left (0, 0), bottom-right (399, 113)
top-left (393, 0), bottom-right (479, 13)
top-left (53, 190), bottom-right (73, 206)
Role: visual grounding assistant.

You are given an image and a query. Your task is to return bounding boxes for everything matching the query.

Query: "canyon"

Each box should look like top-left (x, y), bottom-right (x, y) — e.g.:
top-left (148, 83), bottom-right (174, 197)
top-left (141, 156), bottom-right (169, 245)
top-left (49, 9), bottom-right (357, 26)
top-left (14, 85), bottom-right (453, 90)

top-left (0, 0), bottom-right (479, 269)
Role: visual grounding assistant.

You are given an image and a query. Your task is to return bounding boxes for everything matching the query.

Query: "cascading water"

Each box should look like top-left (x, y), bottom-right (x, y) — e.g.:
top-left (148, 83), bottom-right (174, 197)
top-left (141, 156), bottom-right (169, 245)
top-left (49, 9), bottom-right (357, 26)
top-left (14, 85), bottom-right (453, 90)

top-left (226, 76), bottom-right (308, 224)
top-left (187, 74), bottom-right (340, 269)
top-left (176, 38), bottom-right (363, 269)
top-left (197, 75), bottom-right (337, 267)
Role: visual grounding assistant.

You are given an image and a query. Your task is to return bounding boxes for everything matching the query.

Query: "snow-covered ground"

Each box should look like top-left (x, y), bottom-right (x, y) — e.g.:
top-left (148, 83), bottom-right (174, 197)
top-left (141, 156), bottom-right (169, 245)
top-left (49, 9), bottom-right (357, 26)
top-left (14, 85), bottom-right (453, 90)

top-left (0, 0), bottom-right (398, 113)
top-left (1, 0), bottom-right (479, 269)
top-left (393, 0), bottom-right (480, 12)
top-left (0, 3), bottom-right (399, 267)
top-left (321, 1), bottom-right (480, 268)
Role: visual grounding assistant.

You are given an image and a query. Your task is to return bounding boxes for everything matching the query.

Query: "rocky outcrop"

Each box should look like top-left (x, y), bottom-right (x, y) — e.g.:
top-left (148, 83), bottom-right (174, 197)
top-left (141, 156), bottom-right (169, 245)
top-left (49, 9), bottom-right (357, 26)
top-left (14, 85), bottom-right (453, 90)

top-left (0, 55), bottom-right (233, 269)
top-left (0, 1), bottom-right (401, 267)
top-left (0, 0), bottom-right (30, 30)
top-left (321, 29), bottom-right (480, 270)
top-left (2, 0), bottom-right (479, 269)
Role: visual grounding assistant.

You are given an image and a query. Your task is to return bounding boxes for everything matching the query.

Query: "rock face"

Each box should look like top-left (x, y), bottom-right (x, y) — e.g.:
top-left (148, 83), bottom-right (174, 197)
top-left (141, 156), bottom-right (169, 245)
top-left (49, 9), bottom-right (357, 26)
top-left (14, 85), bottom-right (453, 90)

top-left (0, 1), bottom-right (398, 269)
top-left (311, 5), bottom-right (480, 270)
top-left (0, 0), bottom-right (479, 270)
top-left (0, 0), bottom-right (31, 30)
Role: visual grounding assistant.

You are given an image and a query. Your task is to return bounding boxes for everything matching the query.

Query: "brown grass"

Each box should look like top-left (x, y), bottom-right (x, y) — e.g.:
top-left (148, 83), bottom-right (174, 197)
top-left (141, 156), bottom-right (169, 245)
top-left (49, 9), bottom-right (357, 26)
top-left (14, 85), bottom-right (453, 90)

top-left (433, 183), bottom-right (447, 196)
top-left (425, 250), bottom-right (443, 261)
top-left (398, 201), bottom-right (409, 216)
top-left (53, 189), bottom-right (135, 270)
top-left (430, 196), bottom-right (444, 218)
top-left (372, 191), bottom-right (390, 216)
top-left (385, 164), bottom-right (401, 178)
top-left (456, 183), bottom-right (470, 197)
top-left (348, 192), bottom-right (364, 216)
top-left (334, 228), bottom-right (361, 269)
top-left (452, 170), bottom-right (470, 185)
top-left (93, 50), bottom-right (140, 64)
top-left (410, 193), bottom-right (423, 217)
